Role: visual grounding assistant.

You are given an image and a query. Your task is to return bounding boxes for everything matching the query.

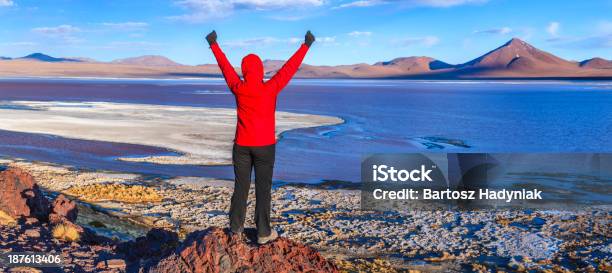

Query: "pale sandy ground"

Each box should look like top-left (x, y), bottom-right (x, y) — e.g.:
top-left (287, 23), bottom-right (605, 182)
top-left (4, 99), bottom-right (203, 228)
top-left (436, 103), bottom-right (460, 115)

top-left (0, 101), bottom-right (342, 165)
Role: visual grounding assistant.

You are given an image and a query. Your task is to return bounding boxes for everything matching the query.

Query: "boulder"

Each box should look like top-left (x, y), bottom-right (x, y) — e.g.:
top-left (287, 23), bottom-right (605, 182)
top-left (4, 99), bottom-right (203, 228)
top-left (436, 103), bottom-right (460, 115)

top-left (0, 167), bottom-right (50, 221)
top-left (49, 194), bottom-right (78, 224)
top-left (143, 227), bottom-right (338, 273)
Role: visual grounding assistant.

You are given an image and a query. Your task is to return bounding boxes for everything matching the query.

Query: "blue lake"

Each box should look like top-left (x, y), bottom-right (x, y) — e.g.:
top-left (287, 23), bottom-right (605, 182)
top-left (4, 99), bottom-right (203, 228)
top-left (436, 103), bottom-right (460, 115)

top-left (0, 78), bottom-right (611, 183)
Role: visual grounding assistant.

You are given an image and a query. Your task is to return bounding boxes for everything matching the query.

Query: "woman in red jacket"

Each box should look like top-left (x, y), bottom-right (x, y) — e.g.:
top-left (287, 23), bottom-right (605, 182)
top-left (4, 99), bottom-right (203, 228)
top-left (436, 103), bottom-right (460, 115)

top-left (206, 30), bottom-right (315, 244)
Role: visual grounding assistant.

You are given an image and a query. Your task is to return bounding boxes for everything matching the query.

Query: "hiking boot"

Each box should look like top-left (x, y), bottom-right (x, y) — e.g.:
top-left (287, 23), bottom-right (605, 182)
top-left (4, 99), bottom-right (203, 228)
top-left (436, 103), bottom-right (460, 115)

top-left (257, 229), bottom-right (278, 245)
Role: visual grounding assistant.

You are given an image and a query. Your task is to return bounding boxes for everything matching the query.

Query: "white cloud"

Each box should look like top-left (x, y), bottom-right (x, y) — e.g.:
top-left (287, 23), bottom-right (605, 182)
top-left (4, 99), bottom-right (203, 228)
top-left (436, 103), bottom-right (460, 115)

top-left (223, 35), bottom-right (336, 48)
top-left (597, 20), bottom-right (612, 35)
top-left (547, 21), bottom-right (560, 36)
top-left (300, 36), bottom-right (337, 45)
top-left (335, 0), bottom-right (487, 9)
top-left (31, 25), bottom-right (83, 43)
top-left (170, 0), bottom-right (324, 22)
top-left (547, 21), bottom-right (612, 49)
top-left (0, 41), bottom-right (36, 46)
top-left (318, 36), bottom-right (337, 44)
top-left (32, 25), bottom-right (81, 36)
top-left (473, 27), bottom-right (512, 35)
top-left (288, 37), bottom-right (302, 44)
top-left (348, 31), bottom-right (372, 37)
top-left (102, 22), bottom-right (149, 31)
top-left (416, 0), bottom-right (487, 7)
top-left (223, 37), bottom-right (284, 48)
top-left (0, 0), bottom-right (14, 7)
top-left (395, 36), bottom-right (439, 47)
top-left (547, 35), bottom-right (612, 49)
top-left (582, 35), bottom-right (612, 48)
top-left (335, 0), bottom-right (383, 8)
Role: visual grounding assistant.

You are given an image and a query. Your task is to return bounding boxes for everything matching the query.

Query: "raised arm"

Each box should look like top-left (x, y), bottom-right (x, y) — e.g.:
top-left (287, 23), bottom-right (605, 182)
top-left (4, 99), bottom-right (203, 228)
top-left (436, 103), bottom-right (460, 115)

top-left (266, 31), bottom-right (315, 93)
top-left (206, 31), bottom-right (242, 91)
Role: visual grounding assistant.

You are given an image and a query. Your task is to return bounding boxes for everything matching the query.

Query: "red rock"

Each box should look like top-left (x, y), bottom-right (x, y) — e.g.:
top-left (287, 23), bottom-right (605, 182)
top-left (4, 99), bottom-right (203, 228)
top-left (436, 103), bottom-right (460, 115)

top-left (8, 267), bottom-right (42, 273)
top-left (96, 259), bottom-right (127, 270)
top-left (49, 194), bottom-right (78, 224)
top-left (0, 167), bottom-right (50, 221)
top-left (24, 217), bottom-right (39, 226)
top-left (144, 227), bottom-right (338, 273)
top-left (23, 228), bottom-right (41, 238)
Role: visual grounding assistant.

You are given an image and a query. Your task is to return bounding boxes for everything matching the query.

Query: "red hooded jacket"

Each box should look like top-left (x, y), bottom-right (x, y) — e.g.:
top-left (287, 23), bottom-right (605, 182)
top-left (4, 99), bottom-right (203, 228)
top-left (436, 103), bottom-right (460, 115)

top-left (210, 43), bottom-right (309, 146)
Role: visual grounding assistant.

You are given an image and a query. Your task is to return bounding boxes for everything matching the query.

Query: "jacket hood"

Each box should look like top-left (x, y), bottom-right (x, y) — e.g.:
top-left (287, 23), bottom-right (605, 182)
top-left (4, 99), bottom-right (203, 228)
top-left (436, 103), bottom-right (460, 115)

top-left (241, 54), bottom-right (264, 83)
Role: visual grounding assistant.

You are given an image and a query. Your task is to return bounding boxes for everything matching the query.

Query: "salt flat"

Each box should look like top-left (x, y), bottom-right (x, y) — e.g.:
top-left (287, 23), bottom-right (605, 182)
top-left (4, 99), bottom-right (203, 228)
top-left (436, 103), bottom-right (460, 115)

top-left (0, 101), bottom-right (342, 165)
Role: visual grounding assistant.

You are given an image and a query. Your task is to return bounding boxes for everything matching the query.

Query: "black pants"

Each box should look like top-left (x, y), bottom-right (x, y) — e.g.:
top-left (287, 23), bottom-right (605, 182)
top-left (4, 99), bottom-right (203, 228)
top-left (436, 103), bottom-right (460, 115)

top-left (229, 143), bottom-right (275, 237)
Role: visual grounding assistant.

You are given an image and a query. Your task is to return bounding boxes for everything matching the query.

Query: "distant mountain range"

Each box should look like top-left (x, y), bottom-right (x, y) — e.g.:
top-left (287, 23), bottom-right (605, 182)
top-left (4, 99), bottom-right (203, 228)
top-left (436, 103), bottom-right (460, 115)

top-left (281, 38), bottom-right (612, 79)
top-left (1, 38), bottom-right (610, 79)
top-left (17, 53), bottom-right (82, 63)
top-left (111, 55), bottom-right (182, 67)
top-left (1, 53), bottom-right (180, 66)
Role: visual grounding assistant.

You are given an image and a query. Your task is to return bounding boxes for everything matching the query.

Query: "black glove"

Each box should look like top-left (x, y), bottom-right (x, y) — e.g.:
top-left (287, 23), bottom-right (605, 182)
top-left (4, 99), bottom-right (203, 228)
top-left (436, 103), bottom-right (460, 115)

top-left (305, 30), bottom-right (315, 47)
top-left (206, 30), bottom-right (217, 46)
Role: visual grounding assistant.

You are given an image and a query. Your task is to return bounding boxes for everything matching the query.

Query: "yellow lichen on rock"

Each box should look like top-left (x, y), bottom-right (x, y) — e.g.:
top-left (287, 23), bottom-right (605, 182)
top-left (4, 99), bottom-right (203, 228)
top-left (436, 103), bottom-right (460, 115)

top-left (424, 252), bottom-right (456, 262)
top-left (335, 258), bottom-right (399, 273)
top-left (64, 183), bottom-right (163, 203)
top-left (52, 223), bottom-right (81, 242)
top-left (0, 210), bottom-right (17, 226)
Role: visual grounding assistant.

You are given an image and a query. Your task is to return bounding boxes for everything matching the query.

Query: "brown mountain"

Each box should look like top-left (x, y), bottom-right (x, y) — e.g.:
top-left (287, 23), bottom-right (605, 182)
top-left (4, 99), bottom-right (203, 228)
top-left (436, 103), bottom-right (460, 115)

top-left (459, 38), bottom-right (575, 70)
top-left (443, 38), bottom-right (611, 78)
top-left (579, 57), bottom-right (612, 69)
top-left (112, 55), bottom-right (182, 66)
top-left (263, 59), bottom-right (285, 71)
top-left (375, 56), bottom-right (453, 71)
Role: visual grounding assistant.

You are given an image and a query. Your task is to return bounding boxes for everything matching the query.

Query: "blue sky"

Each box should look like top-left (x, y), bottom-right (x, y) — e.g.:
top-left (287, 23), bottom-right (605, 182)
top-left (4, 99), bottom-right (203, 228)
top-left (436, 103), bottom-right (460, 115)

top-left (0, 0), bottom-right (610, 65)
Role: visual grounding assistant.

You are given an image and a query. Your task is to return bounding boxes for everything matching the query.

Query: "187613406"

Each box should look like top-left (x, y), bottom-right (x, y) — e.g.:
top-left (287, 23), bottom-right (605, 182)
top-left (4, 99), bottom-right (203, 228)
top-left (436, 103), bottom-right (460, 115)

top-left (0, 252), bottom-right (63, 268)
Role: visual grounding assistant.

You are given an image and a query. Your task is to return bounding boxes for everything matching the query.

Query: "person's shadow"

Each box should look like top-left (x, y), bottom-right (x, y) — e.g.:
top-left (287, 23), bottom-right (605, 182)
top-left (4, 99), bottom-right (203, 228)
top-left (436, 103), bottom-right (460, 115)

top-left (447, 153), bottom-right (504, 209)
top-left (244, 228), bottom-right (261, 244)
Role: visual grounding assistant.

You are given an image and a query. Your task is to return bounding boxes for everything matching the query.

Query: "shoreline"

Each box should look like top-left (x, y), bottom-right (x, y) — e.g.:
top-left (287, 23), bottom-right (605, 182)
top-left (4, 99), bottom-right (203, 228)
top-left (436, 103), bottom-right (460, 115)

top-left (2, 75), bottom-right (612, 83)
top-left (0, 100), bottom-right (343, 166)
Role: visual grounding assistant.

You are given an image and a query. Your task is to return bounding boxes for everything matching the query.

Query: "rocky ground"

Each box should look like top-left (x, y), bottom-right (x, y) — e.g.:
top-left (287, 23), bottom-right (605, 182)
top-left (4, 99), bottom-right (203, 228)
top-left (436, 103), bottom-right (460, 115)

top-left (0, 218), bottom-right (120, 273)
top-left (1, 159), bottom-right (611, 272)
top-left (0, 164), bottom-right (338, 273)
